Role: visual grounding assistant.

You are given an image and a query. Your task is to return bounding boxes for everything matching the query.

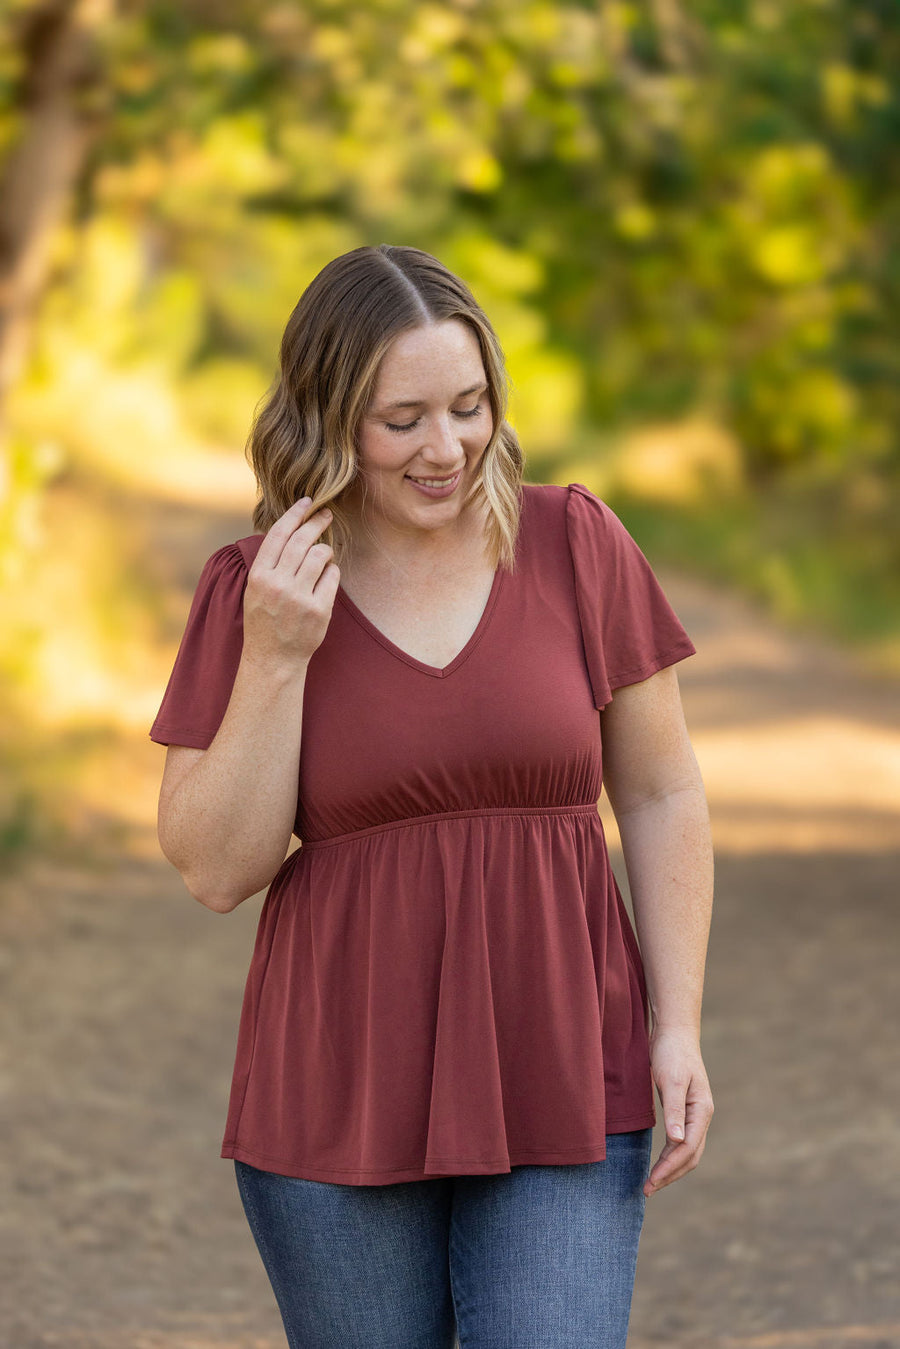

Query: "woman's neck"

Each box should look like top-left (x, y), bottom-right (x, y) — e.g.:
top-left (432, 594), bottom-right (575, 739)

top-left (340, 499), bottom-right (492, 585)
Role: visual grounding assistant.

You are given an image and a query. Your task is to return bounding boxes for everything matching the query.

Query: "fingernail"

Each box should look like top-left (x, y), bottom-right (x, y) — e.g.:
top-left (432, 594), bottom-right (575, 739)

top-left (672, 1125), bottom-right (684, 1141)
top-left (298, 496), bottom-right (311, 506)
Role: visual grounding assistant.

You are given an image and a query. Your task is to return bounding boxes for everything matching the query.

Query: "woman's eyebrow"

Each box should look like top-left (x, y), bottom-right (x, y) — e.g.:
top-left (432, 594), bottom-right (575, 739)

top-left (381, 382), bottom-right (487, 411)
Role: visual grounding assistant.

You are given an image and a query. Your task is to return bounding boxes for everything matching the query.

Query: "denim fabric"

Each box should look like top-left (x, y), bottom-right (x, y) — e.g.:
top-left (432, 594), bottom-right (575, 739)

top-left (234, 1128), bottom-right (652, 1349)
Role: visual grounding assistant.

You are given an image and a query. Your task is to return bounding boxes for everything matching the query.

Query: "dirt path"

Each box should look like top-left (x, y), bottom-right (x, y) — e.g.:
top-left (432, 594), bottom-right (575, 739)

top-left (2, 497), bottom-right (899, 1348)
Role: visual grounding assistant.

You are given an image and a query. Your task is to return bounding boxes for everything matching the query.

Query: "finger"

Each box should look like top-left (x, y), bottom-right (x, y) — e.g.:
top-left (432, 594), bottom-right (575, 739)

top-left (645, 1135), bottom-right (707, 1197)
top-left (313, 559), bottom-right (341, 602)
top-left (643, 1138), bottom-right (687, 1196)
top-left (295, 539), bottom-right (336, 589)
top-left (645, 1144), bottom-right (693, 1196)
top-left (255, 498), bottom-right (313, 569)
top-left (655, 1060), bottom-right (689, 1126)
top-left (276, 509), bottom-right (334, 575)
top-left (644, 1137), bottom-right (697, 1193)
top-left (663, 1094), bottom-right (686, 1145)
top-left (644, 1100), bottom-right (712, 1196)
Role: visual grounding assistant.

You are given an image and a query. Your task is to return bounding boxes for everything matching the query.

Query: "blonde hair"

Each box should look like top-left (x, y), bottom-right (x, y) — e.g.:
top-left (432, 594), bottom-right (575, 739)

top-left (245, 245), bottom-right (525, 570)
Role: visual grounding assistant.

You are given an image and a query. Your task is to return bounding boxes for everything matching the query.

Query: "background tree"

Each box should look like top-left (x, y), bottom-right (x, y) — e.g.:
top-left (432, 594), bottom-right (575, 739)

top-left (1, 0), bottom-right (898, 852)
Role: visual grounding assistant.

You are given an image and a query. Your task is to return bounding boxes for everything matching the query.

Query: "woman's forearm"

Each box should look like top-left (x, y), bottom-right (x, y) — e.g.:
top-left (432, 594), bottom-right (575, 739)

top-left (158, 654), bottom-right (309, 910)
top-left (615, 782), bottom-right (714, 1036)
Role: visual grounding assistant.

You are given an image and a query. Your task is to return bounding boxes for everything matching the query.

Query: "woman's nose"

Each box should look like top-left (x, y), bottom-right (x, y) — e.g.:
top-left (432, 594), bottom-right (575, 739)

top-left (423, 414), bottom-right (464, 465)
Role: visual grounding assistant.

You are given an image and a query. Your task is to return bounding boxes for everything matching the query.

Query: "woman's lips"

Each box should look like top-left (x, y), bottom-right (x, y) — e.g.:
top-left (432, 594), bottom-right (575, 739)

top-left (404, 470), bottom-right (462, 498)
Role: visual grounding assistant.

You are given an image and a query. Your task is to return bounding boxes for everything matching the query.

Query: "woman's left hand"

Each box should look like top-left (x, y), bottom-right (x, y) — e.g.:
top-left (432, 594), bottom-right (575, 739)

top-left (643, 1027), bottom-right (714, 1198)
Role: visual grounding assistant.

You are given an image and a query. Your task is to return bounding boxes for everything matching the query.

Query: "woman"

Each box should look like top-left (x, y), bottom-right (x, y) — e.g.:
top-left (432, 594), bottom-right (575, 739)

top-left (151, 244), bottom-right (714, 1349)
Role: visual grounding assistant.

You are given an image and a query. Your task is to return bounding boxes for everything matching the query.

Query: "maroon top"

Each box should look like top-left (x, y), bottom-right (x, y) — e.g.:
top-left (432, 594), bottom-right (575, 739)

top-left (150, 483), bottom-right (696, 1185)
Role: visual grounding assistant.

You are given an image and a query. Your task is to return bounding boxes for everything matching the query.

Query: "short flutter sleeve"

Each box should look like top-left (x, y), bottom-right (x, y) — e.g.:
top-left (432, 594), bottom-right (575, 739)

top-left (149, 542), bottom-right (251, 749)
top-left (565, 483), bottom-right (696, 710)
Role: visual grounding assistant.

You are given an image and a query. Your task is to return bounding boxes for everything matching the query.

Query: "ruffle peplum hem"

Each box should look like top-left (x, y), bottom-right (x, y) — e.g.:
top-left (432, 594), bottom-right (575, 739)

top-left (221, 806), bottom-right (654, 1185)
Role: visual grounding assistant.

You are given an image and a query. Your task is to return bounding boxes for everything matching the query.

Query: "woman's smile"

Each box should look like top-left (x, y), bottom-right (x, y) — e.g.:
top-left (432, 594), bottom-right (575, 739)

top-left (404, 469), bottom-right (464, 497)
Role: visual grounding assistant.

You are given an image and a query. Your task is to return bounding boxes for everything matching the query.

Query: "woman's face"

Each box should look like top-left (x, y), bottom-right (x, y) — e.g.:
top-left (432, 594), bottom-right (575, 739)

top-left (353, 319), bottom-right (494, 541)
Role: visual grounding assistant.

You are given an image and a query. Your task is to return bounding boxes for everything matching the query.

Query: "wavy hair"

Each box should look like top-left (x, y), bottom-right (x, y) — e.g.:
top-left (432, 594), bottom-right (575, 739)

top-left (245, 245), bottom-right (525, 570)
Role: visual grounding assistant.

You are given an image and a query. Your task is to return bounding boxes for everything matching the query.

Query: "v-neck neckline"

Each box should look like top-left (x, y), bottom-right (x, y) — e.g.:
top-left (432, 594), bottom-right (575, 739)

top-left (336, 566), bottom-right (505, 678)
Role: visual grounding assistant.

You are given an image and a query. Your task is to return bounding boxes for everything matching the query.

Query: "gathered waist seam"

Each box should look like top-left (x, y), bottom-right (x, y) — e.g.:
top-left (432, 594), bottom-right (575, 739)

top-left (301, 802), bottom-right (601, 851)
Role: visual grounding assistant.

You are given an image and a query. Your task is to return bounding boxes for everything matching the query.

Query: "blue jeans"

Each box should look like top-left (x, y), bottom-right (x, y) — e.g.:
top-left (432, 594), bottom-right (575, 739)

top-left (234, 1128), bottom-right (653, 1349)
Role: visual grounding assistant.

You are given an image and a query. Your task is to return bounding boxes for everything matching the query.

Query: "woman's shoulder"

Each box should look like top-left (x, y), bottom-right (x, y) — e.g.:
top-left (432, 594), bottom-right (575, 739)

top-left (199, 533), bottom-right (265, 578)
top-left (521, 480), bottom-right (606, 507)
top-left (183, 534), bottom-right (266, 615)
top-left (234, 533), bottom-right (265, 569)
top-left (520, 480), bottom-right (613, 532)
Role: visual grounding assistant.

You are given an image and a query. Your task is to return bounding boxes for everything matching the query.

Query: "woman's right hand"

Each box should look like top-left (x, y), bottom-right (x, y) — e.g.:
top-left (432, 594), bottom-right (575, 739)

top-left (242, 497), bottom-right (341, 670)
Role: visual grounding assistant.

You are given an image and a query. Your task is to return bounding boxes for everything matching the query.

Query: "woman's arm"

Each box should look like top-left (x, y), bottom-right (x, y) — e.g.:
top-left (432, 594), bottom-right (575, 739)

top-left (601, 664), bottom-right (715, 1197)
top-left (157, 499), bottom-right (340, 913)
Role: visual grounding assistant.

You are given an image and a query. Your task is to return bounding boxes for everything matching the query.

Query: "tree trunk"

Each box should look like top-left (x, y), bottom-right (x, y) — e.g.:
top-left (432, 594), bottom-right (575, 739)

top-left (0, 0), bottom-right (112, 422)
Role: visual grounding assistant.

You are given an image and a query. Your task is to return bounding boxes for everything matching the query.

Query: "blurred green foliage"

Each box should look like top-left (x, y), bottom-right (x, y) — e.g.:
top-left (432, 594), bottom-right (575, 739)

top-left (1, 0), bottom-right (899, 812)
top-left (9, 1), bottom-right (897, 459)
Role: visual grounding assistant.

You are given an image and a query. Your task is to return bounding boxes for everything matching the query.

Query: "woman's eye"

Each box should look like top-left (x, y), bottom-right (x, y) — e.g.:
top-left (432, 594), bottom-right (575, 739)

top-left (385, 404), bottom-right (482, 433)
